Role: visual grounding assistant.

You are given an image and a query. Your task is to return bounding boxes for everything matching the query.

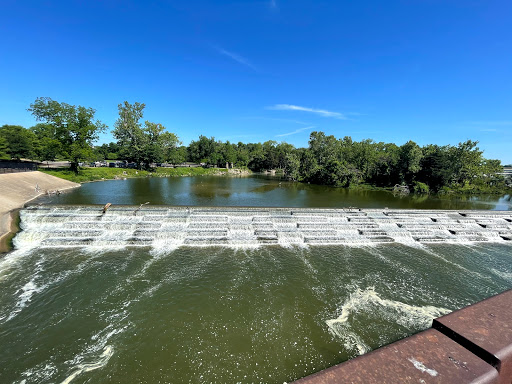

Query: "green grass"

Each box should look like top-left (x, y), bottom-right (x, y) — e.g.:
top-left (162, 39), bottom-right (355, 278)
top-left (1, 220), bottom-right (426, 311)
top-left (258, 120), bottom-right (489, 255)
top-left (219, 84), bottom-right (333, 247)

top-left (39, 166), bottom-right (232, 183)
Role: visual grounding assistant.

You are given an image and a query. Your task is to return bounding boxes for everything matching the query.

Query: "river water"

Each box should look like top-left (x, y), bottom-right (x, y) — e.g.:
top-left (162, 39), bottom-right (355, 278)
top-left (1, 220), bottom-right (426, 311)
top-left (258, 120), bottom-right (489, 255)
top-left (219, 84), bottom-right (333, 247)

top-left (0, 175), bottom-right (511, 384)
top-left (37, 175), bottom-right (512, 210)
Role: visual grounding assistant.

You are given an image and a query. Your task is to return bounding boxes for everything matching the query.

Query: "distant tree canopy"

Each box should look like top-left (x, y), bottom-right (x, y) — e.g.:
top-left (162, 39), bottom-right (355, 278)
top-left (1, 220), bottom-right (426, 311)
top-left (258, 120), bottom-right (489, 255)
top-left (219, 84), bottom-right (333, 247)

top-left (112, 101), bottom-right (181, 169)
top-left (28, 97), bottom-right (106, 173)
top-left (0, 125), bottom-right (39, 160)
top-left (2, 97), bottom-right (506, 193)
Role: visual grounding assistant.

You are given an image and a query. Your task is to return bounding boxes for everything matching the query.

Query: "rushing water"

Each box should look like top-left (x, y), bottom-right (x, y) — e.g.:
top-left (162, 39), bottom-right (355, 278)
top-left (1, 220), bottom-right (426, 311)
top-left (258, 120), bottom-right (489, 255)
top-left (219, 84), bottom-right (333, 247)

top-left (36, 175), bottom-right (512, 210)
top-left (1, 176), bottom-right (511, 383)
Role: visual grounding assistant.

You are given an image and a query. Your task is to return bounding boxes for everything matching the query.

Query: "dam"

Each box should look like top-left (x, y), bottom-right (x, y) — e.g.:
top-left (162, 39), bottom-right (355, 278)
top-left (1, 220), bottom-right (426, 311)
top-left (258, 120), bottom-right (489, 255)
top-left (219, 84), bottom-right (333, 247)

top-left (1, 198), bottom-right (511, 382)
top-left (15, 205), bottom-right (512, 250)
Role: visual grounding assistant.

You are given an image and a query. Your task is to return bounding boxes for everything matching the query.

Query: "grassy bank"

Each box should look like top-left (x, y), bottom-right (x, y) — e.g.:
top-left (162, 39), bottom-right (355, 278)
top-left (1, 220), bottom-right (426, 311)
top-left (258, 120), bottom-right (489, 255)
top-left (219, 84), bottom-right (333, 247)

top-left (39, 167), bottom-right (235, 183)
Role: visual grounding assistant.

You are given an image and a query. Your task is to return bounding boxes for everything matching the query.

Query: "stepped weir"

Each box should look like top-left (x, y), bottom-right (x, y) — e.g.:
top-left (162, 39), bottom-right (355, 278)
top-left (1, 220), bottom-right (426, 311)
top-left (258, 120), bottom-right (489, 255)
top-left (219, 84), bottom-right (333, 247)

top-left (16, 205), bottom-right (512, 249)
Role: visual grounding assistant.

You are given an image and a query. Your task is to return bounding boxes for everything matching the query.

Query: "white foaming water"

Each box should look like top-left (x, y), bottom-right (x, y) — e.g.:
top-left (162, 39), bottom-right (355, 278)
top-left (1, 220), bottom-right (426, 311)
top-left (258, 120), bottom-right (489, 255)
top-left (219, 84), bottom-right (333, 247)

top-left (6, 279), bottom-right (43, 321)
top-left (12, 206), bottom-right (512, 252)
top-left (326, 287), bottom-right (452, 355)
top-left (491, 268), bottom-right (512, 281)
top-left (60, 345), bottom-right (114, 384)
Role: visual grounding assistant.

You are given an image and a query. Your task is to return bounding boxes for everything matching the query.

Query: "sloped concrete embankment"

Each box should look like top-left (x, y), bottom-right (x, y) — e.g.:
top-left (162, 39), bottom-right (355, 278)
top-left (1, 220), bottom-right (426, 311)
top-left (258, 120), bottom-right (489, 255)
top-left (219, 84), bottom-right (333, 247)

top-left (0, 171), bottom-right (80, 252)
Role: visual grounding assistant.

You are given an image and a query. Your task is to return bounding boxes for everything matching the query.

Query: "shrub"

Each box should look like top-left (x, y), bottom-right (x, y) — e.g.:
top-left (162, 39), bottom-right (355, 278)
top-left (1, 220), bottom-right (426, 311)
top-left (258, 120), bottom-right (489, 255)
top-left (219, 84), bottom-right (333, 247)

top-left (412, 181), bottom-right (430, 194)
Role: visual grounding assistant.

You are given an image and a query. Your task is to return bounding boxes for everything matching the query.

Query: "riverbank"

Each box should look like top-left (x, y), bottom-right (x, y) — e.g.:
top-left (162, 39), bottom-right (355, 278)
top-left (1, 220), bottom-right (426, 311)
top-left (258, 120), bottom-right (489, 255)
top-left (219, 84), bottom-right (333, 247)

top-left (0, 171), bottom-right (80, 252)
top-left (39, 167), bottom-right (251, 183)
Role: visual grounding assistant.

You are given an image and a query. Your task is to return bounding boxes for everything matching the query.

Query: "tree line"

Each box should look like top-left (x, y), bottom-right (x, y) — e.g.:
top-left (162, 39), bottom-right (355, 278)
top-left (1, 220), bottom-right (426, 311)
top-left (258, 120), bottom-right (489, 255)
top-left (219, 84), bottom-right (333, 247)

top-left (0, 97), bottom-right (506, 193)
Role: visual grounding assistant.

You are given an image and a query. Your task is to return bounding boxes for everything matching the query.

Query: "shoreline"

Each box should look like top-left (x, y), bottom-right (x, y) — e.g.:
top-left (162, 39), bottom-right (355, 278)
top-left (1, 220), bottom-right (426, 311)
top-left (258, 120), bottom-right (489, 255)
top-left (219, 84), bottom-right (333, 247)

top-left (39, 167), bottom-right (252, 184)
top-left (0, 171), bottom-right (80, 253)
top-left (0, 209), bottom-right (20, 253)
top-left (39, 167), bottom-right (510, 196)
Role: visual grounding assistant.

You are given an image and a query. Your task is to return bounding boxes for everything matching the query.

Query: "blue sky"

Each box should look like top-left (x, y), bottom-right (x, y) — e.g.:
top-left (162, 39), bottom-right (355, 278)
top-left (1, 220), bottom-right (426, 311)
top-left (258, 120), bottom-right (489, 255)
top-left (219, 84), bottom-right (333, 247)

top-left (1, 0), bottom-right (511, 162)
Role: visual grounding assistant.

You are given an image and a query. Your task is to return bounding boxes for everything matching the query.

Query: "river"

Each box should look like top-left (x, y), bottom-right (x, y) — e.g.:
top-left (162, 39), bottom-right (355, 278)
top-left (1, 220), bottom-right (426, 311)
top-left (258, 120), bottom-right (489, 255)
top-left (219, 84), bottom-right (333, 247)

top-left (0, 175), bottom-right (510, 383)
top-left (36, 175), bottom-right (512, 210)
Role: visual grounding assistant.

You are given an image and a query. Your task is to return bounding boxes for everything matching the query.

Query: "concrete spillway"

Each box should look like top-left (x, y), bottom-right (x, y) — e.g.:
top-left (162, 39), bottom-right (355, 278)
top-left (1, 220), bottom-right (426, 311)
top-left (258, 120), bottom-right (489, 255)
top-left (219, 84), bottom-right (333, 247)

top-left (14, 206), bottom-right (512, 250)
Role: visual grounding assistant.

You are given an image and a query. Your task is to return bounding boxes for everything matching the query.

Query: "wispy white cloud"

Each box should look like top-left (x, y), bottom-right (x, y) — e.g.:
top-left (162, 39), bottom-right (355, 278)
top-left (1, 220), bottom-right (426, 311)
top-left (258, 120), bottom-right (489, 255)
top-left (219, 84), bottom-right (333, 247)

top-left (468, 121), bottom-right (512, 126)
top-left (239, 116), bottom-right (311, 125)
top-left (270, 0), bottom-right (278, 10)
top-left (276, 126), bottom-right (315, 137)
top-left (267, 104), bottom-right (347, 119)
top-left (215, 46), bottom-right (257, 71)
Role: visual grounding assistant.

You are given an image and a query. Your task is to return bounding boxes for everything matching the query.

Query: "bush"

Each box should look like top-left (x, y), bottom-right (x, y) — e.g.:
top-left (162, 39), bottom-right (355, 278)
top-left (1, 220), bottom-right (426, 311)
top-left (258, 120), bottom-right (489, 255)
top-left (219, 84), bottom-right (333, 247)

top-left (412, 181), bottom-right (430, 194)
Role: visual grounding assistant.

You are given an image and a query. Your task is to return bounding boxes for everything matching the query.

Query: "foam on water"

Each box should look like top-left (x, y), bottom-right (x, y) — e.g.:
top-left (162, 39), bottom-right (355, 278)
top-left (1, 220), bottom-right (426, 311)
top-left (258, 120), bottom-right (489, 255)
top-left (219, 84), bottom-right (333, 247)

top-left (326, 287), bottom-right (451, 356)
top-left (60, 345), bottom-right (114, 384)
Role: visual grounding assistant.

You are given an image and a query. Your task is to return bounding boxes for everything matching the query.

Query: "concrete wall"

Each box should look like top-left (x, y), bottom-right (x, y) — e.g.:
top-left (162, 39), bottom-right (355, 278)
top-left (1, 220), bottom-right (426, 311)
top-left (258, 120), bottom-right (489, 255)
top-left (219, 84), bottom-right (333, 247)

top-left (0, 171), bottom-right (80, 251)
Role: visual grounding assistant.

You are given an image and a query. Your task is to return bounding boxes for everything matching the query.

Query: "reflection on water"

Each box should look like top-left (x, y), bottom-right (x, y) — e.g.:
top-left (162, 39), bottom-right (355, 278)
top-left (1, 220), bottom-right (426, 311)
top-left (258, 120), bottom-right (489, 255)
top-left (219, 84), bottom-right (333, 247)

top-left (39, 174), bottom-right (512, 210)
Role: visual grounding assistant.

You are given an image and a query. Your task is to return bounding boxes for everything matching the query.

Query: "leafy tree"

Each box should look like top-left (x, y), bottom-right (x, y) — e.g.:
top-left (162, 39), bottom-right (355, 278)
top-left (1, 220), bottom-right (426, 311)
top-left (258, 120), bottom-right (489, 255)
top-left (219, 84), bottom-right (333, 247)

top-left (113, 101), bottom-right (146, 169)
top-left (94, 142), bottom-right (121, 160)
top-left (235, 142), bottom-right (250, 167)
top-left (262, 140), bottom-right (279, 170)
top-left (284, 153), bottom-right (300, 181)
top-left (449, 140), bottom-right (483, 187)
top-left (0, 136), bottom-right (9, 159)
top-left (398, 140), bottom-right (423, 184)
top-left (28, 97), bottom-right (106, 173)
top-left (188, 136), bottom-right (217, 165)
top-left (141, 121), bottom-right (165, 168)
top-left (417, 145), bottom-right (451, 191)
top-left (167, 145), bottom-right (187, 166)
top-left (159, 131), bottom-right (183, 165)
top-left (370, 142), bottom-right (400, 186)
top-left (0, 124), bottom-right (38, 160)
top-left (247, 142), bottom-right (266, 171)
top-left (219, 141), bottom-right (237, 168)
top-left (276, 142), bottom-right (295, 170)
top-left (31, 123), bottom-right (62, 164)
top-left (299, 148), bottom-right (319, 181)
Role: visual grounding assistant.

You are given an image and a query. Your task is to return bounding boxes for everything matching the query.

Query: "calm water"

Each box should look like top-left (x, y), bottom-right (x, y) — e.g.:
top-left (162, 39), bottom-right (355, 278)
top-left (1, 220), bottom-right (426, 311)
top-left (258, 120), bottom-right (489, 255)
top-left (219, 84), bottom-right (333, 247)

top-left (1, 175), bottom-right (511, 383)
top-left (38, 175), bottom-right (512, 210)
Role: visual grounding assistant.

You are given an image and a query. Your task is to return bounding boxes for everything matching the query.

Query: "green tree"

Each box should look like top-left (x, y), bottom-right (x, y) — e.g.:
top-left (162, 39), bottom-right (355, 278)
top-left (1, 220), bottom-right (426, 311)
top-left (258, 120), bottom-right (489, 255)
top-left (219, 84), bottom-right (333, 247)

top-left (398, 140), bottom-right (423, 184)
top-left (0, 136), bottom-right (9, 159)
top-left (0, 124), bottom-right (38, 160)
top-left (141, 121), bottom-right (165, 168)
top-left (220, 141), bottom-right (237, 168)
top-left (28, 97), bottom-right (106, 173)
top-left (235, 142), bottom-right (250, 167)
top-left (309, 131), bottom-right (339, 167)
top-left (113, 101), bottom-right (146, 169)
top-left (94, 142), bottom-right (121, 161)
top-left (262, 140), bottom-right (279, 170)
top-left (31, 123), bottom-right (62, 164)
top-left (417, 145), bottom-right (451, 191)
top-left (167, 145), bottom-right (187, 166)
top-left (247, 142), bottom-right (266, 171)
top-left (299, 149), bottom-right (319, 181)
top-left (449, 140), bottom-right (483, 187)
top-left (284, 153), bottom-right (300, 181)
top-left (188, 136), bottom-right (217, 165)
top-left (276, 142), bottom-right (295, 170)
top-left (159, 131), bottom-right (182, 165)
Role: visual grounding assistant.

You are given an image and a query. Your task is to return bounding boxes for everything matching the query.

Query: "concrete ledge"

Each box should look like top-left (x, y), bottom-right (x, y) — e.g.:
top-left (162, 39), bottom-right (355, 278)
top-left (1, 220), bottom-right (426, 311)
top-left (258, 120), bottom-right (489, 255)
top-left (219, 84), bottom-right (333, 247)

top-left (293, 290), bottom-right (512, 384)
top-left (433, 290), bottom-right (512, 384)
top-left (294, 329), bottom-right (498, 384)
